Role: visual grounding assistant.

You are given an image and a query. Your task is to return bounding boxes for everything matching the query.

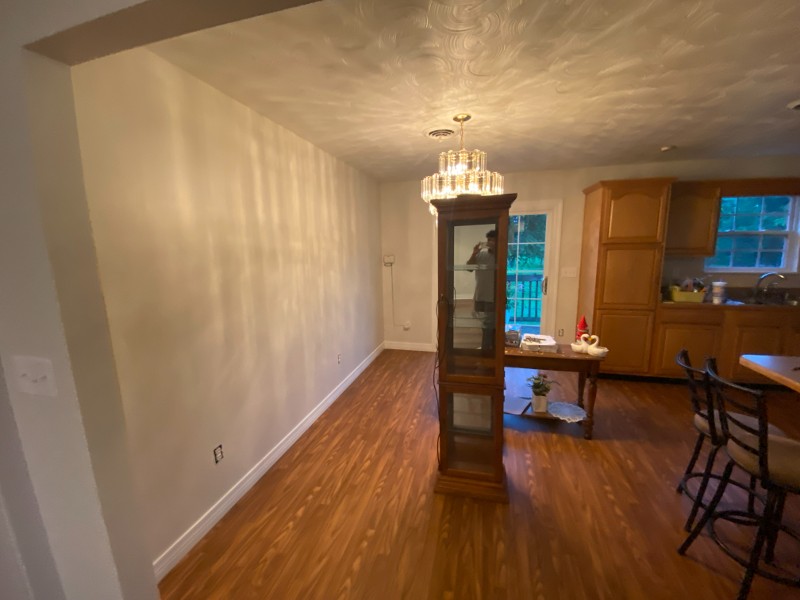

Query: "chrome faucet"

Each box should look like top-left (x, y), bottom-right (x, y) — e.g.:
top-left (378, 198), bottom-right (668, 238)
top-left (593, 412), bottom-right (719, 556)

top-left (753, 272), bottom-right (785, 301)
top-left (755, 272), bottom-right (785, 290)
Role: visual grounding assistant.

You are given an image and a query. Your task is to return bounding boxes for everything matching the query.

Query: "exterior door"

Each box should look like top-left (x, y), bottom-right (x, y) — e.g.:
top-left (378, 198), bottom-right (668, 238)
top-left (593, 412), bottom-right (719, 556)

top-left (506, 198), bottom-right (561, 337)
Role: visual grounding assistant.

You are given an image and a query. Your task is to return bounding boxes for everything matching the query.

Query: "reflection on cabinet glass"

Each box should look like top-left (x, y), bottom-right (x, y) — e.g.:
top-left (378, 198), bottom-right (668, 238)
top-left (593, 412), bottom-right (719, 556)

top-left (447, 392), bottom-right (494, 474)
top-left (445, 220), bottom-right (499, 379)
top-left (450, 392), bottom-right (492, 433)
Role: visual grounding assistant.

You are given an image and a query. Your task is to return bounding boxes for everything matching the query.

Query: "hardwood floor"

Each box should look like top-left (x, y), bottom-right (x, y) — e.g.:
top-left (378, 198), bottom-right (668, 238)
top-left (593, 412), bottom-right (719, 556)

top-left (159, 350), bottom-right (800, 600)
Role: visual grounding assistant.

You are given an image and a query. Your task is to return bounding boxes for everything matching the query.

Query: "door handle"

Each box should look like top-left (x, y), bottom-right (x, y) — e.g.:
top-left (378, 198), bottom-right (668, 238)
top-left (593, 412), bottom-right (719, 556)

top-left (542, 276), bottom-right (548, 295)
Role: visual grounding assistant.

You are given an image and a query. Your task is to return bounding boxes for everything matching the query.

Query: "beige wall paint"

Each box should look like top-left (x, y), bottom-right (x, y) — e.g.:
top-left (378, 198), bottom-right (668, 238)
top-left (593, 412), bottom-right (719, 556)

top-left (2, 1), bottom-right (163, 598)
top-left (380, 181), bottom-right (436, 350)
top-left (382, 155), bottom-right (800, 346)
top-left (71, 48), bottom-right (382, 562)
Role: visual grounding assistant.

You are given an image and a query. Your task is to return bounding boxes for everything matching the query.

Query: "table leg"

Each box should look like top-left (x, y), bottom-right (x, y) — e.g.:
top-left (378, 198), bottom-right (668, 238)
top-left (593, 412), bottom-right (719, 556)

top-left (577, 371), bottom-right (586, 408)
top-left (583, 366), bottom-right (598, 440)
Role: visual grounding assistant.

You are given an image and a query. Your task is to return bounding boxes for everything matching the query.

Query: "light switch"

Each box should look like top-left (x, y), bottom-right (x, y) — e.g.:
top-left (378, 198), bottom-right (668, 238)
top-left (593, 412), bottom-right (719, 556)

top-left (560, 267), bottom-right (577, 278)
top-left (11, 355), bottom-right (58, 397)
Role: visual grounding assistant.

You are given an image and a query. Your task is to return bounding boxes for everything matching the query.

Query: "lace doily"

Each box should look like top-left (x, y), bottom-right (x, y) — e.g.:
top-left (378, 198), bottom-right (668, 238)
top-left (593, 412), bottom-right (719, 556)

top-left (546, 402), bottom-right (587, 423)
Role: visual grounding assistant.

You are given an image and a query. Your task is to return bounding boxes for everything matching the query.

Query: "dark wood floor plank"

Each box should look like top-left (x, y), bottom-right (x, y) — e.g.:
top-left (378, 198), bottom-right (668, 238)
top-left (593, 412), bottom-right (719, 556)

top-left (160, 350), bottom-right (800, 600)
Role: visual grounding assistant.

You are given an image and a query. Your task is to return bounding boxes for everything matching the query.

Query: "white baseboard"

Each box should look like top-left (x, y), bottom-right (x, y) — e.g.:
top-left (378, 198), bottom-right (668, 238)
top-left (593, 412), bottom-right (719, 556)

top-left (383, 341), bottom-right (436, 352)
top-left (152, 342), bottom-right (384, 581)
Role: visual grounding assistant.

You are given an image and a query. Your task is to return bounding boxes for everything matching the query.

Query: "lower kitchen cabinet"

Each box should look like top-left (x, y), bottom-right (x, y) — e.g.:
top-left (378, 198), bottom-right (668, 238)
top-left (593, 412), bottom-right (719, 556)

top-left (654, 305), bottom-right (800, 383)
top-left (595, 310), bottom-right (653, 374)
top-left (652, 326), bottom-right (723, 377)
top-left (719, 310), bottom-right (789, 383)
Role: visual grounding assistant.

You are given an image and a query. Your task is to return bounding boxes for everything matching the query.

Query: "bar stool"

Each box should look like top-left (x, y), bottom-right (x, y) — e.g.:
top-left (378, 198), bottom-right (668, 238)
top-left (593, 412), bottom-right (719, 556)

top-left (674, 350), bottom-right (764, 531)
top-left (679, 358), bottom-right (800, 600)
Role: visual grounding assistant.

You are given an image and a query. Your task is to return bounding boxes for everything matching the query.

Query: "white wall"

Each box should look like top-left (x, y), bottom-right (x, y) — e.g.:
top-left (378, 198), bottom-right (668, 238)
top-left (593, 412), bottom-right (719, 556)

top-left (381, 155), bottom-right (800, 346)
top-left (380, 181), bottom-right (437, 350)
top-left (71, 48), bottom-right (383, 568)
top-left (2, 0), bottom-right (372, 597)
top-left (1, 1), bottom-right (160, 599)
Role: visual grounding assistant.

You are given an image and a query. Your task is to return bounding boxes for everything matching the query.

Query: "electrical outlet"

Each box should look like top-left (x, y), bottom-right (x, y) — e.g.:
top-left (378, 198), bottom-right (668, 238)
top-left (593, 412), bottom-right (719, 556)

top-left (213, 445), bottom-right (223, 464)
top-left (337, 353), bottom-right (341, 364)
top-left (557, 328), bottom-right (564, 337)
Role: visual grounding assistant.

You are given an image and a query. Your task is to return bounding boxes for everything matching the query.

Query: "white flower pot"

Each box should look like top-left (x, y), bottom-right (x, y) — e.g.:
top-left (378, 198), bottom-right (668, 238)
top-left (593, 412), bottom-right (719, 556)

top-left (533, 395), bottom-right (548, 413)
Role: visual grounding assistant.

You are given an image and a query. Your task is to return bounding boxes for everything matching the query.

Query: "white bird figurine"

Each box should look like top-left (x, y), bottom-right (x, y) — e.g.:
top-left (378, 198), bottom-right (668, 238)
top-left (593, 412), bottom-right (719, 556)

top-left (587, 335), bottom-right (609, 357)
top-left (570, 333), bottom-right (594, 353)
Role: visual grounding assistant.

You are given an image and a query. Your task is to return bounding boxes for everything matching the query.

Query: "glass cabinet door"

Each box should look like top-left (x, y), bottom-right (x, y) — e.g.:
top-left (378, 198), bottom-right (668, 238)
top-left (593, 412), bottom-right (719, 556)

top-left (443, 218), bottom-right (501, 380)
top-left (439, 385), bottom-right (503, 479)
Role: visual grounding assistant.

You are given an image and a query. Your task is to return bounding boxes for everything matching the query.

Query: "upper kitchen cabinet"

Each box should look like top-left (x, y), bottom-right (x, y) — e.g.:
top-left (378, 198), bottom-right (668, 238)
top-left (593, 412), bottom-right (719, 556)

top-left (665, 181), bottom-right (721, 256)
top-left (583, 178), bottom-right (674, 244)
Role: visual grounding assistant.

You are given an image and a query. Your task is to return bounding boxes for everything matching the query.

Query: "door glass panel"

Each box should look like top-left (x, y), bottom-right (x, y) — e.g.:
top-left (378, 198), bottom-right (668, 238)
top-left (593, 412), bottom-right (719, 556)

top-left (506, 214), bottom-right (546, 335)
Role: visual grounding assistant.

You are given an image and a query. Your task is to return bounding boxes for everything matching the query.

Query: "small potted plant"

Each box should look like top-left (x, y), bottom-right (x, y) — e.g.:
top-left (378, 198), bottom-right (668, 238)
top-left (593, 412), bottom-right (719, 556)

top-left (527, 373), bottom-right (556, 413)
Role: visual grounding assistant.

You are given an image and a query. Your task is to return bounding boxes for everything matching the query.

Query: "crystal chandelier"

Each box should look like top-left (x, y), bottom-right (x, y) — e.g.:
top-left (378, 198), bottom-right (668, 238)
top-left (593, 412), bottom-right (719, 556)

top-left (420, 114), bottom-right (504, 215)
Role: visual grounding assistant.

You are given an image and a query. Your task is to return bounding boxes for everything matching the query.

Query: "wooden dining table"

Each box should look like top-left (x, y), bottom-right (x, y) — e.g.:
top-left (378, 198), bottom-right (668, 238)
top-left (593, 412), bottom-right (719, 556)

top-left (739, 354), bottom-right (800, 393)
top-left (504, 344), bottom-right (604, 439)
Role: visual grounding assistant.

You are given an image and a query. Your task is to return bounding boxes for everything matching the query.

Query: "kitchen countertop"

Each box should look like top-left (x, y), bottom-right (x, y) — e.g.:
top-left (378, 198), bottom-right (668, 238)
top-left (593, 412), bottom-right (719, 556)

top-left (660, 301), bottom-right (799, 309)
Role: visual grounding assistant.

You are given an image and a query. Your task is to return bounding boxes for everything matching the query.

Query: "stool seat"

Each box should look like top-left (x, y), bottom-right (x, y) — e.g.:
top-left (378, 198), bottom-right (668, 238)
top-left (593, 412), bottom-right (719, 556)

top-left (727, 435), bottom-right (800, 491)
top-left (694, 410), bottom-right (785, 439)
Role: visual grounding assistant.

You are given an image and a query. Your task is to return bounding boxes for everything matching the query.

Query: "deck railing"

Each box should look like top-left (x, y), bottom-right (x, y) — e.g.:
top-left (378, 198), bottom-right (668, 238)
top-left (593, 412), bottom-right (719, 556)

top-left (506, 272), bottom-right (543, 326)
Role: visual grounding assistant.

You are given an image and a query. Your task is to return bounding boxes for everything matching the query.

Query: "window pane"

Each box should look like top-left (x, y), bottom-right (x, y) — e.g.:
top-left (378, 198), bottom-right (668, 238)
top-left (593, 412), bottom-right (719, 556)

top-left (716, 236), bottom-right (733, 251)
top-left (761, 214), bottom-right (788, 230)
top-left (514, 214), bottom-right (546, 243)
top-left (733, 236), bottom-right (758, 250)
top-left (706, 251), bottom-right (731, 268)
top-left (732, 252), bottom-right (757, 267)
top-left (762, 236), bottom-right (786, 250)
top-left (720, 197), bottom-right (737, 215)
top-left (515, 244), bottom-right (544, 271)
top-left (509, 215), bottom-right (520, 239)
top-left (736, 197), bottom-right (762, 213)
top-left (734, 215), bottom-right (759, 231)
top-left (764, 196), bottom-right (790, 212)
top-left (718, 215), bottom-right (735, 231)
top-left (758, 252), bottom-right (783, 268)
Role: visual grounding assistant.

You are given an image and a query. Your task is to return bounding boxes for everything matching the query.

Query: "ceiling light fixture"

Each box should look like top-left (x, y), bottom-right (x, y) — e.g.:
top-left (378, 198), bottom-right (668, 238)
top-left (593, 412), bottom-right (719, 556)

top-left (420, 114), bottom-right (504, 215)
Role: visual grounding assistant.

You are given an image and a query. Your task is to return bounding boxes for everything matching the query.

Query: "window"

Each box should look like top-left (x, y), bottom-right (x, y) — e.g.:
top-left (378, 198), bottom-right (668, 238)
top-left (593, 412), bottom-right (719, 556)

top-left (705, 195), bottom-right (800, 272)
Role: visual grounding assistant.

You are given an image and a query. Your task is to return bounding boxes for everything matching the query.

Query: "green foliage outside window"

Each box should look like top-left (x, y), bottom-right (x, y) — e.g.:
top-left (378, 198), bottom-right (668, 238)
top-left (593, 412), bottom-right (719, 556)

top-left (507, 214), bottom-right (546, 327)
top-left (706, 196), bottom-right (792, 270)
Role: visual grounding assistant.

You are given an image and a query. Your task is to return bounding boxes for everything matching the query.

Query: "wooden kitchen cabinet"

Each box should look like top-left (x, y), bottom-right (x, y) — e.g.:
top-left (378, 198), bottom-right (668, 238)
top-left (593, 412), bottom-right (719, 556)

top-left (577, 178), bottom-right (674, 373)
top-left (665, 181), bottom-right (721, 256)
top-left (652, 306), bottom-right (723, 377)
top-left (594, 310), bottom-right (654, 374)
top-left (654, 305), bottom-right (800, 382)
top-left (597, 178), bottom-right (672, 243)
top-left (597, 245), bottom-right (663, 309)
top-left (719, 308), bottom-right (796, 383)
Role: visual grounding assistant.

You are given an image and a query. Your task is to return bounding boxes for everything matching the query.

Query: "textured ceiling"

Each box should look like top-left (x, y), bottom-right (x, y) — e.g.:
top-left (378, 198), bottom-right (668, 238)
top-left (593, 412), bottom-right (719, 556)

top-left (149, 0), bottom-right (800, 182)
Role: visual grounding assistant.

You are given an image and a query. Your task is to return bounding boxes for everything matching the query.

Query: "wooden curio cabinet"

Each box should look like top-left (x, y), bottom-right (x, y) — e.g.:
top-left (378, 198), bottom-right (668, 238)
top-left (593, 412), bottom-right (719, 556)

top-left (431, 193), bottom-right (516, 503)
